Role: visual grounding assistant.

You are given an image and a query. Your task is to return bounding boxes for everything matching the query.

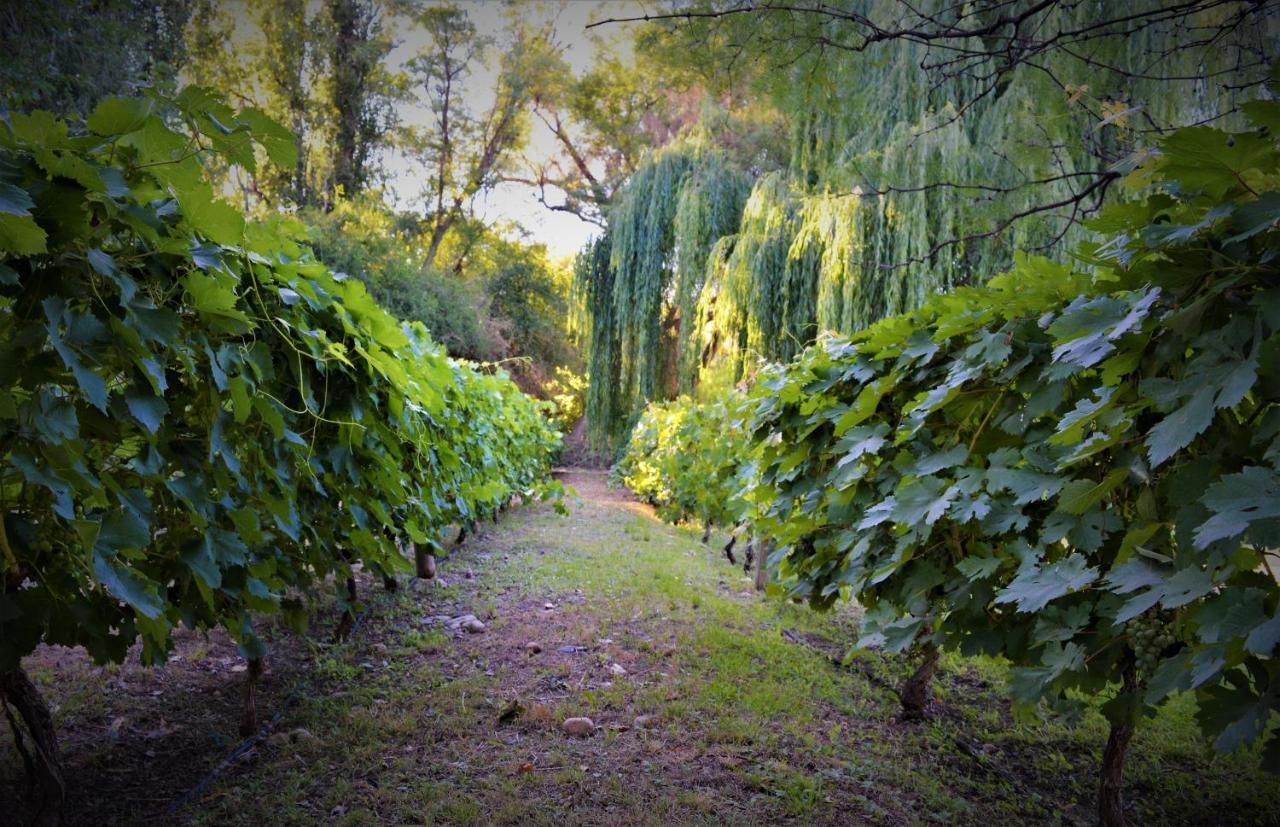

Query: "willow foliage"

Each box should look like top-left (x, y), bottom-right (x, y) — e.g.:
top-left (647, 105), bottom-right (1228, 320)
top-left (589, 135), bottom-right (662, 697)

top-left (705, 173), bottom-right (813, 371)
top-left (672, 158), bottom-right (751, 393)
top-left (578, 0), bottom-right (1277, 447)
top-left (580, 138), bottom-right (748, 447)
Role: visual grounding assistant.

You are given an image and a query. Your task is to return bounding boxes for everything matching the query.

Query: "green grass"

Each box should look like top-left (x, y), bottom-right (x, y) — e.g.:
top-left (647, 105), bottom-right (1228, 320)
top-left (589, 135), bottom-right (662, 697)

top-left (6, 475), bottom-right (1278, 826)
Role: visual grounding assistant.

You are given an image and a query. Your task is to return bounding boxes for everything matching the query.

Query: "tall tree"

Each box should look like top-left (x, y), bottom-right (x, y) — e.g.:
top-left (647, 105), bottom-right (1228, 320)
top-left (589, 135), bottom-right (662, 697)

top-left (575, 0), bottom-right (1278, 449)
top-left (596, 0), bottom-right (1280, 258)
top-left (327, 0), bottom-right (398, 202)
top-left (403, 3), bottom-right (552, 266)
top-left (515, 53), bottom-right (674, 227)
top-left (258, 0), bottom-right (319, 206)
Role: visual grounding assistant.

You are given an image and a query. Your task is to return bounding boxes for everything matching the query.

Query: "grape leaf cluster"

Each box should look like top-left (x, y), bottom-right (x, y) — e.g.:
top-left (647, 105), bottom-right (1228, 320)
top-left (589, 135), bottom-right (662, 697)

top-left (0, 88), bottom-right (562, 670)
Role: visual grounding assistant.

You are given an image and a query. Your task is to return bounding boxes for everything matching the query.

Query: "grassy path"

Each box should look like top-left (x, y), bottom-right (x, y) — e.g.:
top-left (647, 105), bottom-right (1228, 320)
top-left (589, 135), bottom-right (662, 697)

top-left (4, 471), bottom-right (1277, 825)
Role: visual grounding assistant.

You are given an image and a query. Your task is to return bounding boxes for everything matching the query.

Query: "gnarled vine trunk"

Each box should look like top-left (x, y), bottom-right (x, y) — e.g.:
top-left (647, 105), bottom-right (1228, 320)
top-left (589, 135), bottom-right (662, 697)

top-left (754, 538), bottom-right (772, 591)
top-left (1099, 666), bottom-right (1139, 827)
top-left (899, 639), bottom-right (938, 720)
top-left (334, 573), bottom-right (358, 642)
top-left (722, 533), bottom-right (737, 565)
top-left (1, 666), bottom-right (64, 826)
top-left (414, 542), bottom-right (436, 580)
top-left (238, 657), bottom-right (264, 737)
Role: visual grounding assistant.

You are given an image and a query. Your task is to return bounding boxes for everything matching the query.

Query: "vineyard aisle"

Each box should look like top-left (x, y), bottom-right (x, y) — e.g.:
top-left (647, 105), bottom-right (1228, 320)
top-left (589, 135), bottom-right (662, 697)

top-left (5, 470), bottom-right (1276, 826)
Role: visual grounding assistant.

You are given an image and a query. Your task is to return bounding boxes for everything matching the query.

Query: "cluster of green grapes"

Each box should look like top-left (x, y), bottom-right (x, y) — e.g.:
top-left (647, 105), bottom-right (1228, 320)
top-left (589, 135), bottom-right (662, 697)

top-left (1129, 612), bottom-right (1178, 677)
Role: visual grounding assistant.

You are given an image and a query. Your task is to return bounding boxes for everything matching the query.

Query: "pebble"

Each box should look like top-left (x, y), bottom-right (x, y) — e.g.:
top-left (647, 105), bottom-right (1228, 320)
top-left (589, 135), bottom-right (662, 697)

top-left (608, 663), bottom-right (627, 676)
top-left (634, 714), bottom-right (656, 728)
top-left (561, 717), bottom-right (595, 737)
top-left (463, 618), bottom-right (486, 633)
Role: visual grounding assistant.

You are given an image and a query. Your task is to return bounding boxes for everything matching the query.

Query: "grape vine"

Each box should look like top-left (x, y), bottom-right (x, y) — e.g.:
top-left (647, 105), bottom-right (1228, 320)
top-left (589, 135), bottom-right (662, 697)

top-left (619, 91), bottom-right (1280, 824)
top-left (0, 89), bottom-right (561, 688)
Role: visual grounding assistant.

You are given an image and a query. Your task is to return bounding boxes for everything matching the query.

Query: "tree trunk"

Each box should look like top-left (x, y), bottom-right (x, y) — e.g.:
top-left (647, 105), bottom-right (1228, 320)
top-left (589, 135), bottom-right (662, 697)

top-left (899, 640), bottom-right (938, 720)
top-left (701, 523), bottom-right (712, 544)
top-left (238, 657), bottom-right (264, 737)
top-left (754, 538), bottom-right (772, 591)
top-left (1099, 666), bottom-right (1139, 827)
top-left (742, 537), bottom-right (754, 575)
top-left (1, 666), bottom-right (64, 826)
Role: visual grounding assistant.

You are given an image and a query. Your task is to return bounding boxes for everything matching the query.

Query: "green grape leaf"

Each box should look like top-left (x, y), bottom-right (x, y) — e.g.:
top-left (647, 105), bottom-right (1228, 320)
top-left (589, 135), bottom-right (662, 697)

top-left (0, 213), bottom-right (48, 254)
top-left (1195, 467), bottom-right (1280, 547)
top-left (93, 553), bottom-right (165, 620)
top-left (124, 392), bottom-right (169, 434)
top-left (0, 182), bottom-right (35, 216)
top-left (891, 477), bottom-right (957, 527)
top-left (1057, 469), bottom-right (1127, 515)
top-left (1146, 386), bottom-right (1216, 468)
top-left (995, 555), bottom-right (1098, 613)
top-left (87, 97), bottom-right (156, 136)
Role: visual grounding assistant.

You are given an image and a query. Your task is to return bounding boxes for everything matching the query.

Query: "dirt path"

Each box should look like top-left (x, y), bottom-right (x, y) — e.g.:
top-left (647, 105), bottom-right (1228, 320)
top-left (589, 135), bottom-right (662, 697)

top-left (3, 471), bottom-right (1277, 825)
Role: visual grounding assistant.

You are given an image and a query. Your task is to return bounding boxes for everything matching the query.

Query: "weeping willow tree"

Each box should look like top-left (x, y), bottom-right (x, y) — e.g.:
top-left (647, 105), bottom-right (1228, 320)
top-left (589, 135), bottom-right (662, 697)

top-left (578, 0), bottom-right (1279, 449)
top-left (755, 0), bottom-right (1278, 312)
top-left (576, 135), bottom-right (749, 448)
top-left (697, 173), bottom-right (813, 379)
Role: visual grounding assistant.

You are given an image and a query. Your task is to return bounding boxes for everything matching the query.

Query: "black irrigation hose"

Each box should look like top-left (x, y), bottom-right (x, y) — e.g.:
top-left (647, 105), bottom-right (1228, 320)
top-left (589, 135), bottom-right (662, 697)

top-left (161, 594), bottom-right (385, 819)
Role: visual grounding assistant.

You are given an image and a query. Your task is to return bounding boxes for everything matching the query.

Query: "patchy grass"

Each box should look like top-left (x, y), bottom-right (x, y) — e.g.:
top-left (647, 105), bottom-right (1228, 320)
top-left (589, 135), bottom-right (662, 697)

top-left (3, 470), bottom-right (1278, 825)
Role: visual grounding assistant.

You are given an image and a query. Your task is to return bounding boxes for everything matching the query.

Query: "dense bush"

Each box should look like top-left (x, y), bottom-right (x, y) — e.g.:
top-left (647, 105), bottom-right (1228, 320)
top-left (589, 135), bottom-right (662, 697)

top-left (303, 198), bottom-right (497, 361)
top-left (619, 97), bottom-right (1280, 824)
top-left (616, 392), bottom-right (749, 531)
